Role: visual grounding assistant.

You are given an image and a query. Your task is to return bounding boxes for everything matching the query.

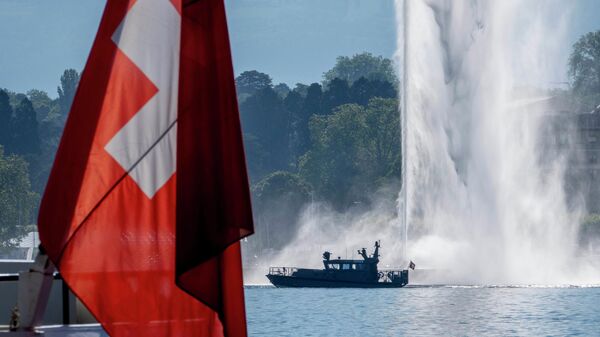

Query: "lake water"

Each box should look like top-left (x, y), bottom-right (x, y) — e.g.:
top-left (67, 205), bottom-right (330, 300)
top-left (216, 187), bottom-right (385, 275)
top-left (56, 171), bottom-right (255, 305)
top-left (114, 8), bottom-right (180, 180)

top-left (245, 285), bottom-right (600, 336)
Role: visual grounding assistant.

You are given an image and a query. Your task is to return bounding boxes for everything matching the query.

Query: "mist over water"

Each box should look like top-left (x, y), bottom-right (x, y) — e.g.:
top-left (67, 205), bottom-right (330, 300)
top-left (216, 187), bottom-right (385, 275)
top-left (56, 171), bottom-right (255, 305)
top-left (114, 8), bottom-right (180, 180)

top-left (244, 189), bottom-right (405, 284)
top-left (397, 0), bottom-right (600, 284)
top-left (246, 0), bottom-right (600, 285)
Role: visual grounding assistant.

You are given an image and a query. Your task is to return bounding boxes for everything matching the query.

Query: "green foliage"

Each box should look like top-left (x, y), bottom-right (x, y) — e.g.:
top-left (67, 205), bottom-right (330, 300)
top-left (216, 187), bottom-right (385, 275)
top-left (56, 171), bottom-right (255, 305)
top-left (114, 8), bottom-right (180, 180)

top-left (284, 90), bottom-right (303, 116)
top-left (299, 104), bottom-right (368, 208)
top-left (28, 115), bottom-right (64, 194)
top-left (298, 98), bottom-right (401, 209)
top-left (11, 98), bottom-right (40, 155)
top-left (273, 83), bottom-right (291, 98)
top-left (240, 87), bottom-right (291, 176)
top-left (364, 98), bottom-right (401, 179)
top-left (57, 69), bottom-right (80, 116)
top-left (569, 31), bottom-right (600, 96)
top-left (0, 70), bottom-right (76, 249)
top-left (252, 171), bottom-right (311, 205)
top-left (251, 171), bottom-right (311, 249)
top-left (0, 146), bottom-right (39, 247)
top-left (293, 83), bottom-right (309, 97)
top-left (321, 78), bottom-right (350, 115)
top-left (560, 31), bottom-right (600, 114)
top-left (323, 52), bottom-right (397, 88)
top-left (6, 90), bottom-right (27, 108)
top-left (284, 90), bottom-right (305, 160)
top-left (350, 77), bottom-right (396, 106)
top-left (27, 89), bottom-right (54, 121)
top-left (291, 83), bottom-right (322, 157)
top-left (0, 54), bottom-right (405, 249)
top-left (243, 133), bottom-right (269, 184)
top-left (237, 59), bottom-right (401, 210)
top-left (2, 73), bottom-right (71, 196)
top-left (580, 214), bottom-right (600, 245)
top-left (235, 70), bottom-right (273, 96)
top-left (0, 90), bottom-right (12, 147)
top-left (304, 83), bottom-right (323, 115)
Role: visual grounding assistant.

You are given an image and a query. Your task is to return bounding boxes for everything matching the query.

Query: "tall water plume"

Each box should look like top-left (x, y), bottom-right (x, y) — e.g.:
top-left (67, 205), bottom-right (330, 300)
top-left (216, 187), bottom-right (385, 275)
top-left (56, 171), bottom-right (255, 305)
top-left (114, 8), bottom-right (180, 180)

top-left (396, 0), bottom-right (600, 284)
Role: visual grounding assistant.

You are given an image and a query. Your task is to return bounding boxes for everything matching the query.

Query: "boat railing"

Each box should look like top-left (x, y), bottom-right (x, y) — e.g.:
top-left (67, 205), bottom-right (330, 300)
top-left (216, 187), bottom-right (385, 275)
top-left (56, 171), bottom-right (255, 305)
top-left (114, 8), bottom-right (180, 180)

top-left (378, 269), bottom-right (408, 283)
top-left (268, 267), bottom-right (298, 277)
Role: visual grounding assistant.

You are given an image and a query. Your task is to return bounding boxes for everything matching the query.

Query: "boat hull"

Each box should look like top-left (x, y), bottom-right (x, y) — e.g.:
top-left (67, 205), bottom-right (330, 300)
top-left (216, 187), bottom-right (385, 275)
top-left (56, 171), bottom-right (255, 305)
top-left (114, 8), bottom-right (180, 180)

top-left (266, 274), bottom-right (408, 288)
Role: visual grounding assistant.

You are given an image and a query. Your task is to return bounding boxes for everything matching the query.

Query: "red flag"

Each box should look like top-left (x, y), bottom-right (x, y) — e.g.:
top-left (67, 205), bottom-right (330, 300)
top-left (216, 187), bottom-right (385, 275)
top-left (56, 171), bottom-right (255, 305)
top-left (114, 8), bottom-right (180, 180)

top-left (37, 0), bottom-right (253, 336)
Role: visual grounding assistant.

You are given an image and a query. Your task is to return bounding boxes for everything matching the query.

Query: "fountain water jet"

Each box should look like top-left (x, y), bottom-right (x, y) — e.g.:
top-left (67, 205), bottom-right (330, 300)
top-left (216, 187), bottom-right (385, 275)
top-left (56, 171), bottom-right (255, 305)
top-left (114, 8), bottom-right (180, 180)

top-left (396, 0), bottom-right (600, 284)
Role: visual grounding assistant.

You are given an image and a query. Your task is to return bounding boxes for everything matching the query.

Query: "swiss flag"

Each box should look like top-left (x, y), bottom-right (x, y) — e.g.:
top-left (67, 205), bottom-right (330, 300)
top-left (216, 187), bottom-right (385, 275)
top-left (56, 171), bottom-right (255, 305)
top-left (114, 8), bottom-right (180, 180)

top-left (37, 0), bottom-right (254, 336)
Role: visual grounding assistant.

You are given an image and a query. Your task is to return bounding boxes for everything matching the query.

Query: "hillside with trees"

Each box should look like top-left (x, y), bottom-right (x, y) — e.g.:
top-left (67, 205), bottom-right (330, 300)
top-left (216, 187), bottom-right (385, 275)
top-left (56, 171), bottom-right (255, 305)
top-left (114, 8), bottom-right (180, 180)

top-left (0, 69), bottom-right (79, 248)
top-left (2, 33), bottom-right (600, 251)
top-left (569, 30), bottom-right (600, 113)
top-left (0, 52), bottom-right (400, 250)
top-left (237, 52), bottom-right (400, 250)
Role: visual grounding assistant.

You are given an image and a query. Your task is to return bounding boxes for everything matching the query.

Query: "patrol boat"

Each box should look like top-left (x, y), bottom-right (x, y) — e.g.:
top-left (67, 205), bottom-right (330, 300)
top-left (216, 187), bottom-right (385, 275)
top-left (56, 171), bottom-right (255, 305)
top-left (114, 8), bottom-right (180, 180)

top-left (267, 241), bottom-right (409, 288)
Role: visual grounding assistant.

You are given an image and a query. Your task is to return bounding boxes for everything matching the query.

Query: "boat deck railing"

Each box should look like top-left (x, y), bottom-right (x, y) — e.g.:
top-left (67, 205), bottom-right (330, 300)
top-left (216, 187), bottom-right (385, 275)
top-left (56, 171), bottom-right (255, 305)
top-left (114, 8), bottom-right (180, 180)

top-left (378, 269), bottom-right (408, 283)
top-left (268, 267), bottom-right (298, 277)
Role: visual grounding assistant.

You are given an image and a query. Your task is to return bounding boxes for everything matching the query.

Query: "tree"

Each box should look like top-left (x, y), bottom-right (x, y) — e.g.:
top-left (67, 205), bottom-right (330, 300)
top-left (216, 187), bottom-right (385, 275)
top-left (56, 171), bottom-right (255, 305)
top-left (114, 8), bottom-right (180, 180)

top-left (580, 214), bottom-right (600, 247)
top-left (291, 83), bottom-right (322, 157)
top-left (243, 133), bottom-right (269, 183)
top-left (349, 77), bottom-right (396, 106)
top-left (569, 31), bottom-right (600, 96)
top-left (293, 83), bottom-right (309, 97)
top-left (239, 87), bottom-right (291, 173)
top-left (284, 90), bottom-right (303, 116)
top-left (303, 83), bottom-right (323, 115)
top-left (27, 89), bottom-right (55, 122)
top-left (26, 78), bottom-right (65, 194)
top-left (28, 119), bottom-right (62, 194)
top-left (364, 98), bottom-right (401, 179)
top-left (235, 70), bottom-right (273, 96)
top-left (0, 146), bottom-right (39, 248)
top-left (0, 90), bottom-right (12, 148)
top-left (321, 78), bottom-right (350, 114)
top-left (273, 83), bottom-right (291, 98)
top-left (298, 98), bottom-right (401, 209)
top-left (251, 171), bottom-right (311, 249)
top-left (299, 104), bottom-right (369, 208)
top-left (284, 90), bottom-right (304, 161)
top-left (6, 90), bottom-right (27, 108)
top-left (323, 52), bottom-right (397, 88)
top-left (57, 69), bottom-right (80, 116)
top-left (11, 98), bottom-right (40, 155)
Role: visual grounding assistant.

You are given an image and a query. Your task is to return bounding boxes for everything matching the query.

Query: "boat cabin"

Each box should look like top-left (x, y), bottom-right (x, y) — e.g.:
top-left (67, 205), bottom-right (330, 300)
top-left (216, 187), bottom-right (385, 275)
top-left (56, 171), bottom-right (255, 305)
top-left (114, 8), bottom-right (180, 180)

top-left (321, 241), bottom-right (380, 272)
top-left (323, 259), bottom-right (371, 271)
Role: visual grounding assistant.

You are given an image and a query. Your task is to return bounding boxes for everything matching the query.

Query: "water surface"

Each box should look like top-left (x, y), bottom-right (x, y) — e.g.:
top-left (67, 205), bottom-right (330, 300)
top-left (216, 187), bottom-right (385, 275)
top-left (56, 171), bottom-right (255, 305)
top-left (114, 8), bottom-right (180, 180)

top-left (245, 285), bottom-right (600, 336)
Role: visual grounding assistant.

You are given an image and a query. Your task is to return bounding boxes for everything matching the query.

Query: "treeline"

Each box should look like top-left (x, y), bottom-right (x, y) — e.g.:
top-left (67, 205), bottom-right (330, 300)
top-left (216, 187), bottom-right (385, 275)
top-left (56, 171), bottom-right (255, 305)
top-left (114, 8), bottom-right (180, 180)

top-left (0, 69), bottom-right (79, 246)
top-left (569, 30), bottom-right (600, 110)
top-left (0, 53), bottom-right (400, 248)
top-left (238, 53), bottom-right (402, 249)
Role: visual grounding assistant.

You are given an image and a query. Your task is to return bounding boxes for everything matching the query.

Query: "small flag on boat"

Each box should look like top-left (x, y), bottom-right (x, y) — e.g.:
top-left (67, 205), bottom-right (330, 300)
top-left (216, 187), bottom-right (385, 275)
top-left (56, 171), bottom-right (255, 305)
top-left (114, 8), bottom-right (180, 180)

top-left (409, 261), bottom-right (416, 270)
top-left (37, 0), bottom-right (254, 336)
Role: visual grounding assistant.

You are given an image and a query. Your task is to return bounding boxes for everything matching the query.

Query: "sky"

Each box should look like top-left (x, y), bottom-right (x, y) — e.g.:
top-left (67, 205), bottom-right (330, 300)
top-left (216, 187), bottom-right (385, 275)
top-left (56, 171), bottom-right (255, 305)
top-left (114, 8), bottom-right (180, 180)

top-left (0, 0), bottom-right (599, 97)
